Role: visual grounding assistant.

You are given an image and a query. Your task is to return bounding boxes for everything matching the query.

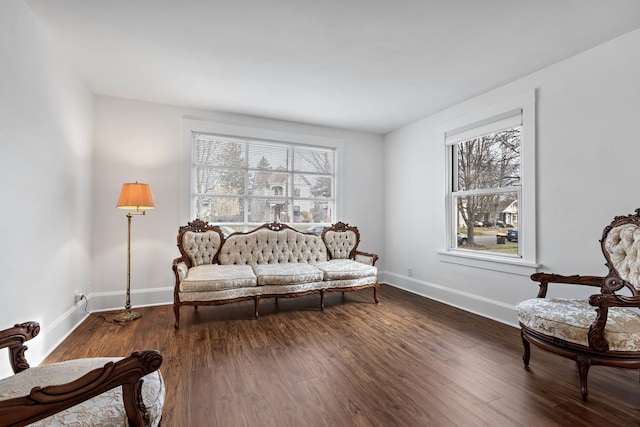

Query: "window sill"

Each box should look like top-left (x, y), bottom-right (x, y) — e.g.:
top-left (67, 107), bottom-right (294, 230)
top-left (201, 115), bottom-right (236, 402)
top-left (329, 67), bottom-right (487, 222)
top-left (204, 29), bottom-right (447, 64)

top-left (437, 249), bottom-right (539, 276)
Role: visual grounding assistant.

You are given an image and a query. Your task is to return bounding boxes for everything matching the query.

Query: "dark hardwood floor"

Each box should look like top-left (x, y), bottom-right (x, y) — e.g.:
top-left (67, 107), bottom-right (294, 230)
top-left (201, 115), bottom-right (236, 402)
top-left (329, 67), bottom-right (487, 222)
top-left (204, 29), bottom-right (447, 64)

top-left (43, 284), bottom-right (640, 426)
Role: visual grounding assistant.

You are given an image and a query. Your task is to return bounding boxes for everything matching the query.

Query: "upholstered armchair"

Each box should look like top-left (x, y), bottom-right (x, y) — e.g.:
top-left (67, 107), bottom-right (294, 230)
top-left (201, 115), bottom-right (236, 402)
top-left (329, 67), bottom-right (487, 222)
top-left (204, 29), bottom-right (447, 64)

top-left (0, 321), bottom-right (164, 426)
top-left (517, 209), bottom-right (640, 400)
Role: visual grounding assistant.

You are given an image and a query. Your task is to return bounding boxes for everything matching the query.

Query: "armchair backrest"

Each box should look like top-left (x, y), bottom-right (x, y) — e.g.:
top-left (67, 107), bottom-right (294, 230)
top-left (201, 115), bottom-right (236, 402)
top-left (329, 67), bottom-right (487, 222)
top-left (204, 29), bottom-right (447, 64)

top-left (177, 219), bottom-right (224, 268)
top-left (322, 221), bottom-right (360, 260)
top-left (601, 210), bottom-right (640, 295)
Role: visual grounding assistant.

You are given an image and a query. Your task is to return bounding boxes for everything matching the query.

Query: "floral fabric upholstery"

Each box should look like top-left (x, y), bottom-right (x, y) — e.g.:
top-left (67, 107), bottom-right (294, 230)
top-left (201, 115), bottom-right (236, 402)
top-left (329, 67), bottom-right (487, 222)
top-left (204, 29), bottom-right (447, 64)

top-left (314, 259), bottom-right (377, 281)
top-left (323, 230), bottom-right (357, 259)
top-left (182, 230), bottom-right (222, 267)
top-left (604, 223), bottom-right (640, 289)
top-left (218, 229), bottom-right (328, 265)
top-left (253, 263), bottom-right (324, 285)
top-left (0, 358), bottom-right (165, 426)
top-left (180, 264), bottom-right (257, 292)
top-left (517, 298), bottom-right (640, 351)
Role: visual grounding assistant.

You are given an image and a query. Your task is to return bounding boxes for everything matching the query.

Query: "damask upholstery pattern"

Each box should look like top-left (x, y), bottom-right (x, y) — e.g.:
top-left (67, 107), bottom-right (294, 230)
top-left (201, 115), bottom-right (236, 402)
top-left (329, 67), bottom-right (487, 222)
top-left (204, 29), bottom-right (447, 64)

top-left (0, 358), bottom-right (165, 426)
top-left (182, 230), bottom-right (223, 266)
top-left (218, 229), bottom-right (328, 265)
top-left (180, 264), bottom-right (257, 292)
top-left (517, 298), bottom-right (640, 351)
top-left (323, 230), bottom-right (357, 259)
top-left (604, 223), bottom-right (640, 288)
top-left (253, 263), bottom-right (324, 285)
top-left (314, 259), bottom-right (377, 281)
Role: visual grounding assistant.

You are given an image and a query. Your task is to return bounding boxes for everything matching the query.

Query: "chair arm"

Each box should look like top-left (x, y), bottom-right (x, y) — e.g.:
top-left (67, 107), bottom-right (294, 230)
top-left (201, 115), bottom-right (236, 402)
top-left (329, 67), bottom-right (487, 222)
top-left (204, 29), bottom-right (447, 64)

top-left (172, 257), bottom-right (189, 282)
top-left (0, 350), bottom-right (162, 427)
top-left (530, 273), bottom-right (604, 298)
top-left (0, 321), bottom-right (40, 374)
top-left (585, 294), bottom-right (640, 352)
top-left (354, 251), bottom-right (379, 266)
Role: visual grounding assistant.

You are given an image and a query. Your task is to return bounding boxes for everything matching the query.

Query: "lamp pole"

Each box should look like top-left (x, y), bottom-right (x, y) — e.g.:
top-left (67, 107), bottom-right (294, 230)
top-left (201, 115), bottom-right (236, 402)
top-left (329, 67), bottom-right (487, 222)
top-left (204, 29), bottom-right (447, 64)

top-left (114, 212), bottom-right (143, 322)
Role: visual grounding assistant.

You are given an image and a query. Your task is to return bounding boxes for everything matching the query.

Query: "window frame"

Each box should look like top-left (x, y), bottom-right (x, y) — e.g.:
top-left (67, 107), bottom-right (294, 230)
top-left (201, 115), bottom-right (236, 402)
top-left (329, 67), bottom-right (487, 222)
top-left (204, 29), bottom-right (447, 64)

top-left (438, 91), bottom-right (538, 275)
top-left (180, 118), bottom-right (344, 230)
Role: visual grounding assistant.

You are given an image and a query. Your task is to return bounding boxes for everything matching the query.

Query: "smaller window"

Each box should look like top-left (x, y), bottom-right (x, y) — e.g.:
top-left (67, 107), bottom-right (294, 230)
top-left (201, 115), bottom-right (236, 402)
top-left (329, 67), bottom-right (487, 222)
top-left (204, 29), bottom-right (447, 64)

top-left (447, 110), bottom-right (522, 258)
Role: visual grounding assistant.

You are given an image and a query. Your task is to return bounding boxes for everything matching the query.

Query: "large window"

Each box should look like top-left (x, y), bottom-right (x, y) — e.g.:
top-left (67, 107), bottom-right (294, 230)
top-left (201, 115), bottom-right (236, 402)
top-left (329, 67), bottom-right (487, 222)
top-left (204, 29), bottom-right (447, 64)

top-left (191, 132), bottom-right (335, 231)
top-left (442, 91), bottom-right (536, 272)
top-left (448, 110), bottom-right (522, 257)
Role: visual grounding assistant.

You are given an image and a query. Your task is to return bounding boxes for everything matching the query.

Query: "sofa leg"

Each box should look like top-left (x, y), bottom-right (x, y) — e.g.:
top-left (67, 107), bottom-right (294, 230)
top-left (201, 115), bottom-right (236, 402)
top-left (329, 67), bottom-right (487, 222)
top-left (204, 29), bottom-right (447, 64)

top-left (577, 355), bottom-right (591, 401)
top-left (373, 284), bottom-right (380, 304)
top-left (173, 304), bottom-right (180, 329)
top-left (320, 290), bottom-right (325, 311)
top-left (341, 291), bottom-right (345, 302)
top-left (275, 298), bottom-right (279, 310)
top-left (254, 296), bottom-right (260, 319)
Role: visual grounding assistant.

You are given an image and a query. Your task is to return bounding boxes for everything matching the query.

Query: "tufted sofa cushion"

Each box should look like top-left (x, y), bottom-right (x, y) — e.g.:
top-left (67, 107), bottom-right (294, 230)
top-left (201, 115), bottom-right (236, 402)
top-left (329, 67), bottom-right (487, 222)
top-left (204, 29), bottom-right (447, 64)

top-left (604, 223), bottom-right (640, 289)
top-left (323, 229), bottom-right (357, 259)
top-left (180, 264), bottom-right (257, 292)
top-left (314, 259), bottom-right (377, 281)
top-left (0, 357), bottom-right (165, 426)
top-left (517, 298), bottom-right (640, 351)
top-left (218, 229), bottom-right (327, 265)
top-left (182, 230), bottom-right (223, 266)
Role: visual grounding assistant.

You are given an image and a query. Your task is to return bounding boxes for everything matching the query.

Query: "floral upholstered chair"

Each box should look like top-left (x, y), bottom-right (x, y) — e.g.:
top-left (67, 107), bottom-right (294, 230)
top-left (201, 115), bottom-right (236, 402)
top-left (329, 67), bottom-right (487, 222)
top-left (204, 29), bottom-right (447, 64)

top-left (517, 209), bottom-right (640, 400)
top-left (0, 321), bottom-right (164, 426)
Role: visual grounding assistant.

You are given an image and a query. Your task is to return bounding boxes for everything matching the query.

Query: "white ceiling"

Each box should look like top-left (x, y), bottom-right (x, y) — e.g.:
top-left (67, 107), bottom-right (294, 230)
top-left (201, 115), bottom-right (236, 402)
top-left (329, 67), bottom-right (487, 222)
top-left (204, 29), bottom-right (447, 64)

top-left (25, 0), bottom-right (640, 134)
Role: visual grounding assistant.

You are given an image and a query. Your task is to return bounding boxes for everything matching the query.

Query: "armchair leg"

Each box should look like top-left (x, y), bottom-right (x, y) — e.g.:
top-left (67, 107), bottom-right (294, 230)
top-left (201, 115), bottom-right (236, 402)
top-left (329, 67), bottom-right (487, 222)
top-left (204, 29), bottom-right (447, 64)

top-left (577, 356), bottom-right (591, 401)
top-left (521, 330), bottom-right (530, 366)
top-left (173, 304), bottom-right (180, 329)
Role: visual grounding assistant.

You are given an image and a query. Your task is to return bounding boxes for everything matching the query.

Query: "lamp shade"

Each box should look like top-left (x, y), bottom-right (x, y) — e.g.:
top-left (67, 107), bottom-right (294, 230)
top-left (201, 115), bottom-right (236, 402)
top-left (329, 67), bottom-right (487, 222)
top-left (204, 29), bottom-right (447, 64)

top-left (116, 182), bottom-right (155, 210)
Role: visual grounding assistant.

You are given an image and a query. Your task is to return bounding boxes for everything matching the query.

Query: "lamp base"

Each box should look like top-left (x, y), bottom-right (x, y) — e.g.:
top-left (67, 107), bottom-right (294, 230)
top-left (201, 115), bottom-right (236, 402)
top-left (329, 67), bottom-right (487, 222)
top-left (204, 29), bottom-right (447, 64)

top-left (114, 309), bottom-right (141, 323)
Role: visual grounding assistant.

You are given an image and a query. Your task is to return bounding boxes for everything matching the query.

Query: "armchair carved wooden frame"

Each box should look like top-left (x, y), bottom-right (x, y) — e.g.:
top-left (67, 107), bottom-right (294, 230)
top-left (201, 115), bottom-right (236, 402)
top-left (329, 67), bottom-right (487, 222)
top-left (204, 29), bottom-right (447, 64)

top-left (517, 210), bottom-right (640, 401)
top-left (0, 321), bottom-right (164, 426)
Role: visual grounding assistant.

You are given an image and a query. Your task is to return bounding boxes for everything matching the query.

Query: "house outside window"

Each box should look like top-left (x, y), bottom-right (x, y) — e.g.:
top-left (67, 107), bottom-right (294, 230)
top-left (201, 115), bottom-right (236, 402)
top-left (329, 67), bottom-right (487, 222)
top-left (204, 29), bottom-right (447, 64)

top-left (191, 132), bottom-right (336, 231)
top-left (441, 91), bottom-right (537, 274)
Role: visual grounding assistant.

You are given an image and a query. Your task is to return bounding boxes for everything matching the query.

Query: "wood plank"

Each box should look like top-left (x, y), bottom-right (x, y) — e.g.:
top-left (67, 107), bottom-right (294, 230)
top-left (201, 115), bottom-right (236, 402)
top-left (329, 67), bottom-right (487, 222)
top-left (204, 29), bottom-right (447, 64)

top-left (41, 285), bottom-right (640, 426)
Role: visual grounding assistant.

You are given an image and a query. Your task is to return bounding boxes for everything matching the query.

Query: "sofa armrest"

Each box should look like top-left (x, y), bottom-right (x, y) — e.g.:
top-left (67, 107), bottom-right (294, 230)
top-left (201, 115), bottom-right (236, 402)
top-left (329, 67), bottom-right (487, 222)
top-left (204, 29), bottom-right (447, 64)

top-left (530, 273), bottom-right (603, 298)
top-left (354, 251), bottom-right (379, 266)
top-left (0, 321), bottom-right (40, 374)
top-left (0, 350), bottom-right (163, 427)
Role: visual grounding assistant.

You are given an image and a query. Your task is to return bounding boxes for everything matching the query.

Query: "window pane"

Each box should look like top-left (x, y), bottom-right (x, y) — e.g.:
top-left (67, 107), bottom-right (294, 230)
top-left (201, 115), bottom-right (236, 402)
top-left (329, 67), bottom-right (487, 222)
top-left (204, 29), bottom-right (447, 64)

top-left (194, 167), bottom-right (245, 196)
top-left (194, 196), bottom-right (244, 223)
top-left (248, 198), bottom-right (290, 223)
top-left (454, 191), bottom-right (518, 256)
top-left (248, 143), bottom-right (290, 170)
top-left (456, 127), bottom-right (521, 191)
top-left (293, 147), bottom-right (334, 173)
top-left (194, 136), bottom-right (246, 167)
top-left (247, 170), bottom-right (290, 196)
top-left (295, 174), bottom-right (332, 199)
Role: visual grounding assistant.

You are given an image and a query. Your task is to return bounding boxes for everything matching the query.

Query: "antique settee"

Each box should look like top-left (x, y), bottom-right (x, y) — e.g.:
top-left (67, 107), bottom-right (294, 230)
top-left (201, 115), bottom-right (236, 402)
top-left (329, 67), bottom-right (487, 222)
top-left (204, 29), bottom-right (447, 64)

top-left (172, 220), bottom-right (379, 328)
top-left (0, 321), bottom-right (165, 426)
top-left (517, 209), bottom-right (640, 400)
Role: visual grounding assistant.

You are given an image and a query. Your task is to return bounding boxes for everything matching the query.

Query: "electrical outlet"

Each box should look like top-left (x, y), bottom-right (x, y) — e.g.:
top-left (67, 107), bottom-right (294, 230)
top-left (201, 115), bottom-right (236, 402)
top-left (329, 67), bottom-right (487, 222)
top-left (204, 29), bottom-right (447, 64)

top-left (408, 267), bottom-right (412, 277)
top-left (74, 291), bottom-right (84, 303)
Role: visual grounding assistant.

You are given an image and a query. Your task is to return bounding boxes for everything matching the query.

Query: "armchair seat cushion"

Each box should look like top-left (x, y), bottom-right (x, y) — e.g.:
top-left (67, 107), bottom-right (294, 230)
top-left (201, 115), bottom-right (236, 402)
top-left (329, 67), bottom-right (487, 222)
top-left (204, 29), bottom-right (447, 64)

top-left (0, 357), bottom-right (165, 426)
top-left (517, 298), bottom-right (640, 352)
top-left (314, 259), bottom-right (377, 280)
top-left (180, 264), bottom-right (257, 292)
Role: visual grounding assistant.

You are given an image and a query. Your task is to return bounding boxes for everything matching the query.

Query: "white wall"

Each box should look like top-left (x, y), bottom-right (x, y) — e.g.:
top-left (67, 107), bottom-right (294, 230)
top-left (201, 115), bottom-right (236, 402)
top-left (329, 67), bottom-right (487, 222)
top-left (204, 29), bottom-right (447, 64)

top-left (384, 29), bottom-right (640, 326)
top-left (0, 2), bottom-right (93, 376)
top-left (92, 96), bottom-right (384, 311)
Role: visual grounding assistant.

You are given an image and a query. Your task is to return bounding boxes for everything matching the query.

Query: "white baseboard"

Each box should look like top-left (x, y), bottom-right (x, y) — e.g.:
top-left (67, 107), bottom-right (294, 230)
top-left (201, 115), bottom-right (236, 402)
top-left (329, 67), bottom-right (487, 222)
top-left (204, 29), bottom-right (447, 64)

top-left (87, 287), bottom-right (174, 312)
top-left (380, 271), bottom-right (519, 328)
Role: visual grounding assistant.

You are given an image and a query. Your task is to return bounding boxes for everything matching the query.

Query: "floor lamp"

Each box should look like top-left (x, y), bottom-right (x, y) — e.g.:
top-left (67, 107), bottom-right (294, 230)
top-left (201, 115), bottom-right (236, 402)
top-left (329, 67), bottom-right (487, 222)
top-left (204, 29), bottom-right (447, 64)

top-left (115, 182), bottom-right (155, 322)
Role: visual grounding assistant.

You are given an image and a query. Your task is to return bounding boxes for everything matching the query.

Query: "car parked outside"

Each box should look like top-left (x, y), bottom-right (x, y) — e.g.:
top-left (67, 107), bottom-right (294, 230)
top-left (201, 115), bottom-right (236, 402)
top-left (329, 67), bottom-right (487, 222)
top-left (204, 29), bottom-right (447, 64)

top-left (507, 228), bottom-right (518, 242)
top-left (457, 232), bottom-right (468, 245)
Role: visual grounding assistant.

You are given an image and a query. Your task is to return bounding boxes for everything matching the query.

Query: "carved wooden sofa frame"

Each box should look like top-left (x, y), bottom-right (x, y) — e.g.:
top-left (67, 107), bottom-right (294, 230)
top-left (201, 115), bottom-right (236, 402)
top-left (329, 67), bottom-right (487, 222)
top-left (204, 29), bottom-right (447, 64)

top-left (0, 321), bottom-right (164, 426)
top-left (517, 209), bottom-right (640, 400)
top-left (172, 220), bottom-right (379, 328)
